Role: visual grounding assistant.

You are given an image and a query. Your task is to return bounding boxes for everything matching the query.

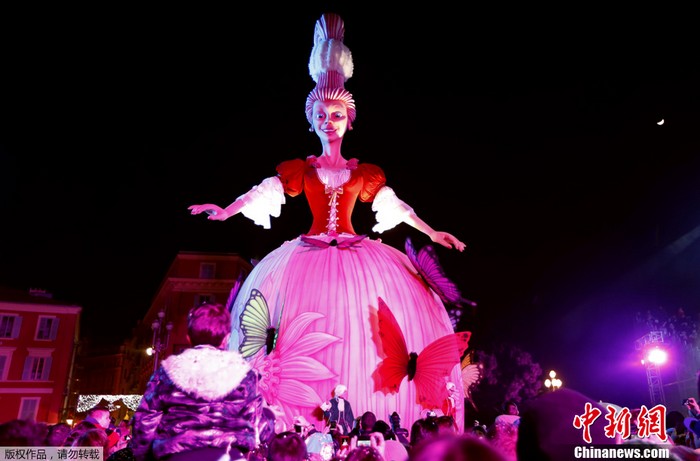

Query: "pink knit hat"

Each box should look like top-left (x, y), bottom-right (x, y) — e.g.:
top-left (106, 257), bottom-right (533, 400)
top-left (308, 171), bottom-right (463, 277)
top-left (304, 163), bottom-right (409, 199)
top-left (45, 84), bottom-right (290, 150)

top-left (305, 13), bottom-right (356, 126)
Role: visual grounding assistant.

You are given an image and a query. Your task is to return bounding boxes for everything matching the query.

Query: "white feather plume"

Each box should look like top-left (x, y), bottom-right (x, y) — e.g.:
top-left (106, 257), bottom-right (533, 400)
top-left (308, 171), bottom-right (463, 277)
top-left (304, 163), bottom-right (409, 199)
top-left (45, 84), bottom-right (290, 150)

top-left (308, 39), bottom-right (353, 83)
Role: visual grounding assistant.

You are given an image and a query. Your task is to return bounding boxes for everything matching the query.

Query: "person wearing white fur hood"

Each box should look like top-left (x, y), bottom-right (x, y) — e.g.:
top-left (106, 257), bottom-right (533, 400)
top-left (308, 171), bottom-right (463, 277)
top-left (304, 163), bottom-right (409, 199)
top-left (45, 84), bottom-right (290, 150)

top-left (130, 303), bottom-right (274, 461)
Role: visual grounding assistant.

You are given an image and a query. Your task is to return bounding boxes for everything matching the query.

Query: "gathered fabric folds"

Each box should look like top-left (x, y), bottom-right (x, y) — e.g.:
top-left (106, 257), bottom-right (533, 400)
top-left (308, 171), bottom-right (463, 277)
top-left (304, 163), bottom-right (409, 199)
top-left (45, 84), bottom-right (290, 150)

top-left (228, 232), bottom-right (464, 432)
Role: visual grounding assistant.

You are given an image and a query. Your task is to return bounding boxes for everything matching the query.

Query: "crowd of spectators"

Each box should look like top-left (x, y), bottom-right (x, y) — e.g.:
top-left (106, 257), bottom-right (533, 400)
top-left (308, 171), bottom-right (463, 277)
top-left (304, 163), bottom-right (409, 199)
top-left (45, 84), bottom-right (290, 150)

top-left (4, 301), bottom-right (700, 460)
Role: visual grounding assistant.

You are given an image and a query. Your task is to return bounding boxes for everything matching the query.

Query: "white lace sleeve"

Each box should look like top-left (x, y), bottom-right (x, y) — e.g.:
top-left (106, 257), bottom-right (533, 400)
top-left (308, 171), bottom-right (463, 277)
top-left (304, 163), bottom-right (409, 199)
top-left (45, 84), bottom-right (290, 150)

top-left (237, 176), bottom-right (286, 229)
top-left (371, 186), bottom-right (414, 233)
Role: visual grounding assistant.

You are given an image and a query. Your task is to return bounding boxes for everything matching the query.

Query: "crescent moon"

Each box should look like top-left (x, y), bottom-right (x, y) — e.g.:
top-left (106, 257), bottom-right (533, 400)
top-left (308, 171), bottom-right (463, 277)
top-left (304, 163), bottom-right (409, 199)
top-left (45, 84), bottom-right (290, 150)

top-left (657, 119), bottom-right (665, 125)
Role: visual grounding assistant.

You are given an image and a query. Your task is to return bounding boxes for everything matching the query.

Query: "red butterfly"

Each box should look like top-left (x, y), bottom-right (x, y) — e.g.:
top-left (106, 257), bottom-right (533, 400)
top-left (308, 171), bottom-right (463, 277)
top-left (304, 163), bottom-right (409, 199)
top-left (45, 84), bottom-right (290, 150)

top-left (405, 237), bottom-right (476, 330)
top-left (371, 297), bottom-right (471, 410)
top-left (300, 234), bottom-right (367, 248)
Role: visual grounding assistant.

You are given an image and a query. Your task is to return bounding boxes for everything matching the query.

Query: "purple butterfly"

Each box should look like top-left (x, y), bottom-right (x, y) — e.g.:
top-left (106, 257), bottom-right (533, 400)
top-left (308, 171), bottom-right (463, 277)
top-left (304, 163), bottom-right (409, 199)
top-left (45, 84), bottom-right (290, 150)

top-left (224, 258), bottom-right (259, 313)
top-left (405, 237), bottom-right (476, 329)
top-left (300, 234), bottom-right (368, 249)
top-left (225, 271), bottom-right (246, 313)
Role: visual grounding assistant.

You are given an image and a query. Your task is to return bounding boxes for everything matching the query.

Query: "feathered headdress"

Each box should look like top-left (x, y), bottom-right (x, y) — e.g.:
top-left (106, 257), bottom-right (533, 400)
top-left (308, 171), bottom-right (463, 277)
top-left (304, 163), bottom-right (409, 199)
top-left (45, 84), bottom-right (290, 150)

top-left (305, 13), bottom-right (356, 126)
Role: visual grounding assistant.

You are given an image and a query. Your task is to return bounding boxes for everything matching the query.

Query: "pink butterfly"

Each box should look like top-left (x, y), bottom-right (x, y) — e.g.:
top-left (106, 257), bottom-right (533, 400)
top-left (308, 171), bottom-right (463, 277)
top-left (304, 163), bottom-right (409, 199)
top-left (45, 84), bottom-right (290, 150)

top-left (300, 234), bottom-right (367, 249)
top-left (405, 237), bottom-right (476, 329)
top-left (371, 297), bottom-right (471, 410)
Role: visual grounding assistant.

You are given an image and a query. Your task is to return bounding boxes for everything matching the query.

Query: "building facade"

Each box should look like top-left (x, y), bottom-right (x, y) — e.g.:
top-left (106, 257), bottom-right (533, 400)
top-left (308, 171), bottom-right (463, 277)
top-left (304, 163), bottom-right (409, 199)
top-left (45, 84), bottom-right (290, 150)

top-left (71, 251), bottom-right (252, 421)
top-left (0, 287), bottom-right (80, 424)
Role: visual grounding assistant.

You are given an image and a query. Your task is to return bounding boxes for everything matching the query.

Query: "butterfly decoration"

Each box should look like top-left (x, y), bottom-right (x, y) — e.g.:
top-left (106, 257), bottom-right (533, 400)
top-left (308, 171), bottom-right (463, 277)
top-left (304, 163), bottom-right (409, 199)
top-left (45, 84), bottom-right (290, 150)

top-left (239, 288), bottom-right (283, 358)
top-left (224, 258), bottom-right (258, 313)
top-left (371, 297), bottom-right (471, 409)
top-left (461, 350), bottom-right (483, 411)
top-left (405, 236), bottom-right (476, 330)
top-left (300, 234), bottom-right (368, 249)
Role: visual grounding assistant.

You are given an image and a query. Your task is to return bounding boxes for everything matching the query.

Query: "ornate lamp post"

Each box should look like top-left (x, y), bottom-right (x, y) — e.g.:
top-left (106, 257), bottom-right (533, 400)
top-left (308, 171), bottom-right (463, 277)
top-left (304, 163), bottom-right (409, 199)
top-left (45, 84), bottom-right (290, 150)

top-left (544, 369), bottom-right (563, 391)
top-left (146, 309), bottom-right (173, 374)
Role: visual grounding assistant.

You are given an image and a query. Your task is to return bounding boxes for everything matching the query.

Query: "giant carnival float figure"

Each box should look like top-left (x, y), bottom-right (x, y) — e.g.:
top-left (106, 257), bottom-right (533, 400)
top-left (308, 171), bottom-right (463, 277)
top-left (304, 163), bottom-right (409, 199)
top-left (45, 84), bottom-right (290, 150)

top-left (189, 12), bottom-right (473, 433)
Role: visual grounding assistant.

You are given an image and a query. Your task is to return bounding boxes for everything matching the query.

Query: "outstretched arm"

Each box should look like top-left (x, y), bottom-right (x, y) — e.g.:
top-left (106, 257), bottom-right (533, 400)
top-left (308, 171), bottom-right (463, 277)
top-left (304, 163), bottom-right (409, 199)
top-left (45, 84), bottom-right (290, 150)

top-left (404, 212), bottom-right (466, 252)
top-left (188, 177), bottom-right (285, 229)
top-left (188, 199), bottom-right (244, 221)
top-left (371, 186), bottom-right (466, 251)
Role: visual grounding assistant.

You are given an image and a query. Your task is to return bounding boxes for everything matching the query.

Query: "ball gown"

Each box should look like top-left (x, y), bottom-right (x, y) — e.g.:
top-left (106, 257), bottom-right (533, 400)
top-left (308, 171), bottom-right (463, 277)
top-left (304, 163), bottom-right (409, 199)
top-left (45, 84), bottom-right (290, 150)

top-left (227, 155), bottom-right (466, 432)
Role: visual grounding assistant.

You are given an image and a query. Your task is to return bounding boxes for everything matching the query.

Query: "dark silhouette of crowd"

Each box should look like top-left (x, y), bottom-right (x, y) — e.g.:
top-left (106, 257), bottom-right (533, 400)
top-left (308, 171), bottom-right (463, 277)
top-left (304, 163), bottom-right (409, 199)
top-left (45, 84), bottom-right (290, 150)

top-left (4, 374), bottom-right (700, 461)
top-left (5, 302), bottom-right (700, 461)
top-left (5, 300), bottom-right (700, 461)
top-left (0, 405), bottom-right (132, 461)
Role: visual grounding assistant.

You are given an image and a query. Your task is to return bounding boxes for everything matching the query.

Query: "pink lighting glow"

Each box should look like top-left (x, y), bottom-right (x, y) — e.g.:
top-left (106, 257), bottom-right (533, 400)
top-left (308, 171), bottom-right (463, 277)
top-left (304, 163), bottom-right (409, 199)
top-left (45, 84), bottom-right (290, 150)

top-left (643, 347), bottom-right (668, 366)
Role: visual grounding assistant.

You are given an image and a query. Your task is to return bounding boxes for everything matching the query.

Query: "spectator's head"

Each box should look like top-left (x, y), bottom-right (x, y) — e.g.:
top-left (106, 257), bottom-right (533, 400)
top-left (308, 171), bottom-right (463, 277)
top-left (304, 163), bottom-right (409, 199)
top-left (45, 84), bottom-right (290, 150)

top-left (63, 417), bottom-right (107, 447)
top-left (503, 400), bottom-right (519, 416)
top-left (359, 411), bottom-right (376, 432)
top-left (86, 405), bottom-right (112, 429)
top-left (187, 302), bottom-right (231, 348)
top-left (0, 419), bottom-right (47, 446)
top-left (409, 417), bottom-right (438, 449)
top-left (266, 431), bottom-right (308, 461)
top-left (389, 411), bottom-right (402, 429)
top-left (465, 424), bottom-right (487, 439)
top-left (435, 415), bottom-right (457, 435)
top-left (517, 388), bottom-right (620, 461)
top-left (667, 410), bottom-right (685, 431)
top-left (370, 419), bottom-right (394, 440)
top-left (488, 414), bottom-right (520, 461)
top-left (408, 433), bottom-right (509, 461)
top-left (46, 422), bottom-right (72, 446)
top-left (345, 446), bottom-right (384, 461)
top-left (71, 427), bottom-right (110, 451)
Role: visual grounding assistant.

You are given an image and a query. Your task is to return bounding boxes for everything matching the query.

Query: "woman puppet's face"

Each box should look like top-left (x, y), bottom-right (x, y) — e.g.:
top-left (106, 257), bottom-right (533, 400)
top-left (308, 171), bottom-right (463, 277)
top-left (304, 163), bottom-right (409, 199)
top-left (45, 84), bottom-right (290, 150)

top-left (312, 100), bottom-right (348, 141)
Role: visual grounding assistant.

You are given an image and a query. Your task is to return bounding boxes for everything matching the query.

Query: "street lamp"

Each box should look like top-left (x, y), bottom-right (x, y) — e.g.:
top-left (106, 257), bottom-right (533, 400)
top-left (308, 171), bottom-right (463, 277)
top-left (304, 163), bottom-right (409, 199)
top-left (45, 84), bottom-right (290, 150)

top-left (149, 309), bottom-right (173, 374)
top-left (544, 370), bottom-right (562, 391)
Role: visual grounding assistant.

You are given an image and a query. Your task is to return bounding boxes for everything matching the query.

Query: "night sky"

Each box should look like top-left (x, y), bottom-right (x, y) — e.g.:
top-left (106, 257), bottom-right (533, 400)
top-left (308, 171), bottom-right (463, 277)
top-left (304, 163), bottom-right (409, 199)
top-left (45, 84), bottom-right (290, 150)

top-left (1, 5), bottom-right (698, 409)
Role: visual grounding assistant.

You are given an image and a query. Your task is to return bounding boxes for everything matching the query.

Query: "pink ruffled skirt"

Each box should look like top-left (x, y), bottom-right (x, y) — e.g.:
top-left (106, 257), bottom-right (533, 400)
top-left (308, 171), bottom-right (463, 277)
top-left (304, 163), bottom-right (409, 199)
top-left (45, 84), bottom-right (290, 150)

top-left (228, 233), bottom-right (464, 432)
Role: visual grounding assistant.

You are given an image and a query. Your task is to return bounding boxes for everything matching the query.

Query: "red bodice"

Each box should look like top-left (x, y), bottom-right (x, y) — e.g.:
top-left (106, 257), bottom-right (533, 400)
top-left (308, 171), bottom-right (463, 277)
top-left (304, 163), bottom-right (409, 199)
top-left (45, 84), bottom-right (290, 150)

top-left (276, 156), bottom-right (386, 235)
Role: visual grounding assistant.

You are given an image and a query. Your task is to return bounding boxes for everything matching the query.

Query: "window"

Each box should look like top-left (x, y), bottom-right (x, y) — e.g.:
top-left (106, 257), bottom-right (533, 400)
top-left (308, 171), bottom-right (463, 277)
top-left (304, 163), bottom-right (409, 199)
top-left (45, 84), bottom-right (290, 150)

top-left (22, 354), bottom-right (52, 381)
top-left (199, 263), bottom-right (216, 279)
top-left (0, 348), bottom-right (13, 381)
top-left (19, 397), bottom-right (40, 421)
top-left (0, 314), bottom-right (22, 339)
top-left (36, 316), bottom-right (59, 340)
top-left (0, 355), bottom-right (7, 381)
